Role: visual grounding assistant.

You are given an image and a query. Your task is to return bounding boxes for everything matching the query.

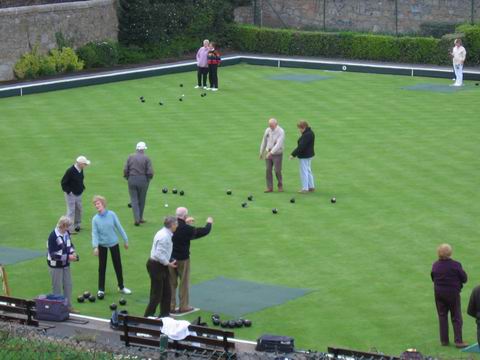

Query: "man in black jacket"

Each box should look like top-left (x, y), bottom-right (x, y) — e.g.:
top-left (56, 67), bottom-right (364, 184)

top-left (170, 207), bottom-right (213, 314)
top-left (60, 156), bottom-right (90, 232)
top-left (467, 285), bottom-right (480, 345)
top-left (290, 121), bottom-right (315, 193)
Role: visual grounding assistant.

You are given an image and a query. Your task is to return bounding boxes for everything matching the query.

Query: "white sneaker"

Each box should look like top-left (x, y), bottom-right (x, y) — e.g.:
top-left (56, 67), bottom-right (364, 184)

top-left (212, 88), bottom-right (218, 92)
top-left (205, 87), bottom-right (211, 90)
top-left (119, 287), bottom-right (132, 295)
top-left (97, 290), bottom-right (105, 297)
top-left (203, 86), bottom-right (208, 89)
top-left (194, 85), bottom-right (200, 89)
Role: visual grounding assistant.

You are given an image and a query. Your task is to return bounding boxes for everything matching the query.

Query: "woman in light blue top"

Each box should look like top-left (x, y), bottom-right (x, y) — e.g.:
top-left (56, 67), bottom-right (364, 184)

top-left (92, 195), bottom-right (131, 297)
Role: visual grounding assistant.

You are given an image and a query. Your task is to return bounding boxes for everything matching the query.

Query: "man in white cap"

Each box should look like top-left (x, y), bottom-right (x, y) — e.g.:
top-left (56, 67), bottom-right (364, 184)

top-left (124, 142), bottom-right (154, 226)
top-left (61, 155), bottom-right (91, 233)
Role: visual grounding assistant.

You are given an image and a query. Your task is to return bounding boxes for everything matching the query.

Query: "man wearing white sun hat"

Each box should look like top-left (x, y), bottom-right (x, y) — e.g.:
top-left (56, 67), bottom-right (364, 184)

top-left (61, 155), bottom-right (91, 233)
top-left (124, 141), bottom-right (154, 226)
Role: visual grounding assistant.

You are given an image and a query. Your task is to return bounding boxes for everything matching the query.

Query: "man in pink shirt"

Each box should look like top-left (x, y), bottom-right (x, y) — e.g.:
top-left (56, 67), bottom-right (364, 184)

top-left (195, 39), bottom-right (210, 89)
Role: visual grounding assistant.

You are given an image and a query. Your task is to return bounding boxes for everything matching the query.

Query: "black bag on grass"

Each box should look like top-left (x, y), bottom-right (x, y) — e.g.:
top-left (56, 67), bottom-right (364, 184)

top-left (256, 334), bottom-right (295, 353)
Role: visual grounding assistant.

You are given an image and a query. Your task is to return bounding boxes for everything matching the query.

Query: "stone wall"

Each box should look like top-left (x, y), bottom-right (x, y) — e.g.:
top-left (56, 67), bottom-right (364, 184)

top-left (0, 0), bottom-right (118, 81)
top-left (235, 0), bottom-right (479, 33)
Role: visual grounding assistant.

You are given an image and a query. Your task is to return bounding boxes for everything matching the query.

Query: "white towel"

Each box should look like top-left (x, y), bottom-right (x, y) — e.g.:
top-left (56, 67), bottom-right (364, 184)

top-left (160, 317), bottom-right (191, 340)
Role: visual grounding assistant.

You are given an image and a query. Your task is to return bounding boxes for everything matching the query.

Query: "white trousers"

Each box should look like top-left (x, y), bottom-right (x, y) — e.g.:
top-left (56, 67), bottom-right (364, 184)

top-left (454, 64), bottom-right (463, 85)
top-left (299, 158), bottom-right (315, 191)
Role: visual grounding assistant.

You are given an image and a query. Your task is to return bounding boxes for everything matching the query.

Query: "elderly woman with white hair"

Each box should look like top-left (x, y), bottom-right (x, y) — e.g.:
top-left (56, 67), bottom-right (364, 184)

top-left (47, 215), bottom-right (78, 311)
top-left (431, 243), bottom-right (468, 348)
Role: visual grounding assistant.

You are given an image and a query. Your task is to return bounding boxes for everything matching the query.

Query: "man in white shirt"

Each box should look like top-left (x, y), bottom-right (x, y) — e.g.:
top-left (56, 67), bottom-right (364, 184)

top-left (144, 216), bottom-right (178, 318)
top-left (451, 39), bottom-right (466, 87)
top-left (259, 118), bottom-right (285, 192)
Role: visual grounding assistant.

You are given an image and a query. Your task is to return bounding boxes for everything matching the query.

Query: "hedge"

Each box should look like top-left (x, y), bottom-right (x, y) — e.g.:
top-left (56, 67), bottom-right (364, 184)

top-left (228, 25), bottom-right (480, 66)
top-left (456, 24), bottom-right (480, 65)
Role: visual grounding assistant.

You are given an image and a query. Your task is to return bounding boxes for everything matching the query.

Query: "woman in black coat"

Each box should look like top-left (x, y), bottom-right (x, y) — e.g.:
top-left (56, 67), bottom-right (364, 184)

top-left (290, 121), bottom-right (315, 193)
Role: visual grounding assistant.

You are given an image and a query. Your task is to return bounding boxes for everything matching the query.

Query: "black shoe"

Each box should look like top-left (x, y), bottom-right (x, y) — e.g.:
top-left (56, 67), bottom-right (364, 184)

top-left (74, 226), bottom-right (81, 232)
top-left (134, 222), bottom-right (140, 226)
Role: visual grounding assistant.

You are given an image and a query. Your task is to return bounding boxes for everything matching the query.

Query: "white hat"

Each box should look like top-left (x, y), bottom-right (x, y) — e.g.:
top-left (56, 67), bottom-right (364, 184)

top-left (76, 155), bottom-right (91, 165)
top-left (136, 141), bottom-right (147, 150)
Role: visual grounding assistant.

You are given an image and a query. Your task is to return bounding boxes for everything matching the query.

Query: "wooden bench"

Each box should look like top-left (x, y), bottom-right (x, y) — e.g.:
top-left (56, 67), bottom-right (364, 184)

top-left (0, 295), bottom-right (38, 326)
top-left (118, 314), bottom-right (235, 356)
top-left (328, 346), bottom-right (400, 360)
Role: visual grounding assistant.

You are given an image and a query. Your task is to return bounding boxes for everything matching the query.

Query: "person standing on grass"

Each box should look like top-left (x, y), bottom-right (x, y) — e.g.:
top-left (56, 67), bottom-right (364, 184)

top-left (61, 155), bottom-right (90, 233)
top-left (431, 243), bottom-right (468, 348)
top-left (91, 195), bottom-right (131, 298)
top-left (195, 39), bottom-right (210, 89)
top-left (451, 38), bottom-right (466, 87)
top-left (169, 207), bottom-right (213, 314)
top-left (145, 216), bottom-right (178, 318)
top-left (207, 42), bottom-right (221, 91)
top-left (259, 118), bottom-right (285, 193)
top-left (467, 285), bottom-right (480, 346)
top-left (124, 141), bottom-right (154, 226)
top-left (47, 215), bottom-right (78, 312)
top-left (289, 120), bottom-right (315, 193)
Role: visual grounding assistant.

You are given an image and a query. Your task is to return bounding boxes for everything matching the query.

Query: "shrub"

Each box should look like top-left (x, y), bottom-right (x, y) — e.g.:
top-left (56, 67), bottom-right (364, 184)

top-left (14, 46), bottom-right (44, 79)
top-left (229, 25), bottom-right (452, 65)
top-left (420, 22), bottom-right (458, 38)
top-left (50, 47), bottom-right (84, 72)
top-left (118, 0), bottom-right (236, 47)
top-left (76, 41), bottom-right (119, 68)
top-left (456, 24), bottom-right (480, 65)
top-left (14, 46), bottom-right (84, 80)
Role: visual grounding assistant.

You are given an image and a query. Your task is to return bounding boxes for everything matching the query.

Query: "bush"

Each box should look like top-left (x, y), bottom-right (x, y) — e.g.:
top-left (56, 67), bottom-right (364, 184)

top-left (76, 41), bottom-right (119, 68)
top-left (118, 0), bottom-right (236, 47)
top-left (50, 47), bottom-right (84, 72)
top-left (420, 22), bottom-right (458, 38)
top-left (14, 46), bottom-right (44, 79)
top-left (456, 24), bottom-right (480, 65)
top-left (229, 25), bottom-right (452, 65)
top-left (14, 46), bottom-right (84, 80)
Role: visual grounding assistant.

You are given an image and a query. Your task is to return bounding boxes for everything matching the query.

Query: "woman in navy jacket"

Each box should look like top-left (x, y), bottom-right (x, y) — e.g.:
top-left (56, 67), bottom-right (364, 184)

top-left (290, 121), bottom-right (315, 193)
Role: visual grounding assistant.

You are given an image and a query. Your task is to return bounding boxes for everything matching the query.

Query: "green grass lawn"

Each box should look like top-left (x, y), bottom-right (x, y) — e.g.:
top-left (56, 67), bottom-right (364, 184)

top-left (1, 64), bottom-right (479, 357)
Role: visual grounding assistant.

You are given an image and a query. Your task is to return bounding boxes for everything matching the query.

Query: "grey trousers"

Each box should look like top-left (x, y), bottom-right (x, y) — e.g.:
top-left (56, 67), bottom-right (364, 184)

top-left (128, 175), bottom-right (149, 222)
top-left (266, 153), bottom-right (283, 190)
top-left (49, 267), bottom-right (72, 308)
top-left (64, 192), bottom-right (83, 230)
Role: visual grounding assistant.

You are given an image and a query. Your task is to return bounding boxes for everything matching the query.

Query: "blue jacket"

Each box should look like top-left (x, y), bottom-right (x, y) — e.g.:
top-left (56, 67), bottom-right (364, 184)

top-left (47, 228), bottom-right (75, 268)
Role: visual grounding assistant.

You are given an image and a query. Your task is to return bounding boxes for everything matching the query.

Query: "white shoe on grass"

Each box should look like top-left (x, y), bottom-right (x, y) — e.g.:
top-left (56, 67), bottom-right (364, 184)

top-left (203, 86), bottom-right (208, 89)
top-left (119, 287), bottom-right (132, 295)
top-left (212, 88), bottom-right (218, 92)
top-left (205, 87), bottom-right (211, 90)
top-left (194, 85), bottom-right (200, 89)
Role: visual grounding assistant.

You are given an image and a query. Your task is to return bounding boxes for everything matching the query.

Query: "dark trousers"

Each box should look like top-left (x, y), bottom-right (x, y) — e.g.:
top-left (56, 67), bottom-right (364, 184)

top-left (477, 319), bottom-right (480, 345)
top-left (144, 259), bottom-right (171, 318)
top-left (98, 244), bottom-right (124, 292)
top-left (208, 64), bottom-right (218, 89)
top-left (197, 67), bottom-right (208, 87)
top-left (434, 291), bottom-right (463, 344)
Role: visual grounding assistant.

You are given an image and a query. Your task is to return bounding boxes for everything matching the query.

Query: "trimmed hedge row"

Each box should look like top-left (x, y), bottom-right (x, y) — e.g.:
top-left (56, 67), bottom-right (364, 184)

top-left (227, 24), bottom-right (480, 66)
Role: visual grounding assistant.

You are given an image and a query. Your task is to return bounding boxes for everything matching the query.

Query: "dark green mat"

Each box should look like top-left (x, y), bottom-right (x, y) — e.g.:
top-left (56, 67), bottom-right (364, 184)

top-left (268, 74), bottom-right (332, 82)
top-left (402, 83), bottom-right (478, 93)
top-left (189, 276), bottom-right (311, 317)
top-left (0, 246), bottom-right (44, 265)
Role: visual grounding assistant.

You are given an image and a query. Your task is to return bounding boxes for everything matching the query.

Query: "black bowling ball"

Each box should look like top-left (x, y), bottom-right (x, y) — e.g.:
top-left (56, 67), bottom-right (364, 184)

top-left (109, 303), bottom-right (117, 311)
top-left (119, 298), bottom-right (127, 306)
top-left (77, 296), bottom-right (85, 303)
top-left (88, 295), bottom-right (96, 303)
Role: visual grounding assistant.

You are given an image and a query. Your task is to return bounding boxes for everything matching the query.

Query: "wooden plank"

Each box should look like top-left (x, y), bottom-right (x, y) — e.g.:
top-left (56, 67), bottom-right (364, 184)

top-left (118, 314), bottom-right (163, 327)
top-left (121, 334), bottom-right (160, 347)
top-left (328, 347), bottom-right (400, 360)
top-left (0, 314), bottom-right (38, 327)
top-left (0, 304), bottom-right (30, 315)
top-left (118, 325), bottom-right (162, 337)
top-left (0, 295), bottom-right (31, 306)
top-left (116, 314), bottom-right (235, 338)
